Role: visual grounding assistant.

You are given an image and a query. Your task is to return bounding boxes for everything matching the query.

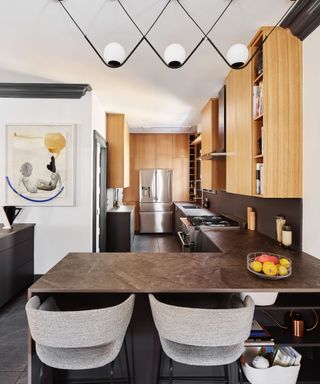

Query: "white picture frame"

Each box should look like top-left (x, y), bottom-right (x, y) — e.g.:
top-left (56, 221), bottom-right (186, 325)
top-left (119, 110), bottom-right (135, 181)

top-left (5, 124), bottom-right (76, 206)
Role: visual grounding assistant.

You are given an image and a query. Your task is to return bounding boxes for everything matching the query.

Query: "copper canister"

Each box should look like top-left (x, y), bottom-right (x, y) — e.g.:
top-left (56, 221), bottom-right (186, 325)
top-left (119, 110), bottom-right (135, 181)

top-left (292, 315), bottom-right (305, 337)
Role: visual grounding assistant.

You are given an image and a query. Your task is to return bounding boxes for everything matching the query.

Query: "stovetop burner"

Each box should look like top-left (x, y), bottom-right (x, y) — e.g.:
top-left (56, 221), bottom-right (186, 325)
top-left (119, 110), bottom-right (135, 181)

top-left (187, 215), bottom-right (239, 228)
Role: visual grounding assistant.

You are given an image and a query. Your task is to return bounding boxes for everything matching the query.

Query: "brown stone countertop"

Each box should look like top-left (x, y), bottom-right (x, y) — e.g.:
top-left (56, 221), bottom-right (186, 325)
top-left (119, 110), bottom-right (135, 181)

top-left (29, 229), bottom-right (320, 294)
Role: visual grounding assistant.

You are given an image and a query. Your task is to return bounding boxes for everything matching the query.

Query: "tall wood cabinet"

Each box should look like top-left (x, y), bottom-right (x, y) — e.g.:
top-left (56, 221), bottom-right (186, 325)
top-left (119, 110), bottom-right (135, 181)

top-left (226, 27), bottom-right (302, 198)
top-left (201, 98), bottom-right (226, 191)
top-left (226, 65), bottom-right (252, 195)
top-left (106, 113), bottom-right (130, 188)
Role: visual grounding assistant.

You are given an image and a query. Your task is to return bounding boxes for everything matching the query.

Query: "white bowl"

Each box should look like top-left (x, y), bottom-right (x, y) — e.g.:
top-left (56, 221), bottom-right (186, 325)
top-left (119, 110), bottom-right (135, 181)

top-left (240, 292), bottom-right (278, 306)
top-left (242, 363), bottom-right (300, 384)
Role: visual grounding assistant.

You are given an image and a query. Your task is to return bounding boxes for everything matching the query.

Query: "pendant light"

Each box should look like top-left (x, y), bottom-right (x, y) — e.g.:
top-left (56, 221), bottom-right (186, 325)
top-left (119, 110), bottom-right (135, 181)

top-left (226, 44), bottom-right (249, 69)
top-left (103, 42), bottom-right (126, 68)
top-left (58, 0), bottom-right (297, 70)
top-left (164, 43), bottom-right (187, 68)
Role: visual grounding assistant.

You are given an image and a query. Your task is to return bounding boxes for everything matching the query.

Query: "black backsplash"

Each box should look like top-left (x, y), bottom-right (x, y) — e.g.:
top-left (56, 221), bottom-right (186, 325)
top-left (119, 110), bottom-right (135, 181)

top-left (203, 190), bottom-right (302, 250)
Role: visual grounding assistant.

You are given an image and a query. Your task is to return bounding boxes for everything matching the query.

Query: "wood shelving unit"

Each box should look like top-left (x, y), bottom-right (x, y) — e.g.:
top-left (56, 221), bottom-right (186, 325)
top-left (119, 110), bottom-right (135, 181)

top-left (189, 134), bottom-right (196, 202)
top-left (241, 293), bottom-right (320, 383)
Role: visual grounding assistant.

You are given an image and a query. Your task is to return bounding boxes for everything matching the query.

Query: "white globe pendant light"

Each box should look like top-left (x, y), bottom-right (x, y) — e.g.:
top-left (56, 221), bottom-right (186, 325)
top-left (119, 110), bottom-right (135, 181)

top-left (103, 42), bottom-right (126, 68)
top-left (164, 43), bottom-right (187, 68)
top-left (226, 43), bottom-right (249, 69)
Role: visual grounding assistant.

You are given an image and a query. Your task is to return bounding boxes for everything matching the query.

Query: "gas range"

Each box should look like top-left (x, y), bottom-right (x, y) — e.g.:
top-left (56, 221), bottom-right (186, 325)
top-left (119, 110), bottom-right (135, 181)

top-left (187, 215), bottom-right (240, 228)
top-left (178, 214), bottom-right (239, 252)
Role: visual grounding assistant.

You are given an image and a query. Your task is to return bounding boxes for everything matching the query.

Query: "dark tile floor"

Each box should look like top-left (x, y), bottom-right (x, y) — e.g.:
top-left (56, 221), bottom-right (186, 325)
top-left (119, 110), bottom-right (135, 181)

top-left (0, 293), bottom-right (28, 384)
top-left (132, 234), bottom-right (181, 253)
top-left (0, 235), bottom-right (180, 384)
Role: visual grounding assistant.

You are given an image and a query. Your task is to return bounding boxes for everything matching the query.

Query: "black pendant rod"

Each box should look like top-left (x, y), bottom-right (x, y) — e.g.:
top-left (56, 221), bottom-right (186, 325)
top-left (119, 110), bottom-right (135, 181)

top-left (116, 0), bottom-right (211, 68)
top-left (58, 0), bottom-right (298, 70)
top-left (177, 0), bottom-right (298, 69)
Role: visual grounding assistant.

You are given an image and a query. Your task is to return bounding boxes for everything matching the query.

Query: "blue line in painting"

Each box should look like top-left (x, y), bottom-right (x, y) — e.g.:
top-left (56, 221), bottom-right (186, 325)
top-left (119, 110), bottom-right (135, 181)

top-left (5, 176), bottom-right (64, 203)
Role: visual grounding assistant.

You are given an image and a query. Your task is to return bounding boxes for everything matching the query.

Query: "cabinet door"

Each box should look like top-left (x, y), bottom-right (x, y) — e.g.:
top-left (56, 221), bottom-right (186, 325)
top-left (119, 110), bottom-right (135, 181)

top-left (226, 67), bottom-right (252, 195)
top-left (124, 134), bottom-right (140, 202)
top-left (173, 158), bottom-right (189, 201)
top-left (107, 113), bottom-right (130, 188)
top-left (201, 99), bottom-right (213, 155)
top-left (156, 134), bottom-right (173, 168)
top-left (140, 134), bottom-right (156, 169)
top-left (173, 134), bottom-right (189, 158)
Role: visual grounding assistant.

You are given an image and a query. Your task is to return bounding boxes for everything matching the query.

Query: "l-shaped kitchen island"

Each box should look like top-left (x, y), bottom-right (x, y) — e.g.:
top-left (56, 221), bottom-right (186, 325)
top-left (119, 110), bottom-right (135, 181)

top-left (28, 228), bottom-right (320, 384)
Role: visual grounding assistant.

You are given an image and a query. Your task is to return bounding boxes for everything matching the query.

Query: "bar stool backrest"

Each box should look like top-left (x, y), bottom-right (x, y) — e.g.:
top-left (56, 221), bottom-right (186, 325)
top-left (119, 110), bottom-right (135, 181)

top-left (26, 295), bottom-right (135, 349)
top-left (149, 294), bottom-right (254, 347)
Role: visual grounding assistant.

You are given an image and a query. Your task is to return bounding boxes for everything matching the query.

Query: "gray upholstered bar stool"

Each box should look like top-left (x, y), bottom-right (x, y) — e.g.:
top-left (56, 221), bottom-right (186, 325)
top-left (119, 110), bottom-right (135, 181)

top-left (149, 294), bottom-right (255, 383)
top-left (26, 294), bottom-right (135, 383)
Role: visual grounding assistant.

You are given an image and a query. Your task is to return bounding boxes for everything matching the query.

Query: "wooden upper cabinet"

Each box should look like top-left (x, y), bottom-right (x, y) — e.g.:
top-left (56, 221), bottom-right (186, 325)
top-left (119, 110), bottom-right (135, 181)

top-left (106, 113), bottom-right (130, 188)
top-left (173, 134), bottom-right (189, 158)
top-left (201, 98), bottom-right (226, 190)
top-left (201, 99), bottom-right (217, 155)
top-left (226, 64), bottom-right (252, 196)
top-left (250, 27), bottom-right (302, 198)
top-left (123, 134), bottom-right (140, 202)
top-left (156, 134), bottom-right (173, 168)
top-left (226, 27), bottom-right (302, 198)
top-left (139, 134), bottom-right (156, 169)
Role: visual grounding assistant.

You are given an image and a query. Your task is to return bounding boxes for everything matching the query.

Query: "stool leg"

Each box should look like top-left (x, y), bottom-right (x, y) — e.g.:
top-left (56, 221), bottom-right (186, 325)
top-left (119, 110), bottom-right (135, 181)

top-left (110, 360), bottom-right (115, 384)
top-left (169, 358), bottom-right (173, 384)
top-left (124, 339), bottom-right (132, 384)
top-left (224, 364), bottom-right (229, 384)
top-left (157, 350), bottom-right (163, 384)
top-left (238, 360), bottom-right (243, 384)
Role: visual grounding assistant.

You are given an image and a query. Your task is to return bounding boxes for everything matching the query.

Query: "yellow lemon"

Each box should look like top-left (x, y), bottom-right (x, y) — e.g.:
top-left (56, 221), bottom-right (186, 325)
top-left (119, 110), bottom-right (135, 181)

top-left (279, 258), bottom-right (291, 268)
top-left (263, 261), bottom-right (278, 276)
top-left (250, 261), bottom-right (263, 273)
top-left (278, 265), bottom-right (288, 276)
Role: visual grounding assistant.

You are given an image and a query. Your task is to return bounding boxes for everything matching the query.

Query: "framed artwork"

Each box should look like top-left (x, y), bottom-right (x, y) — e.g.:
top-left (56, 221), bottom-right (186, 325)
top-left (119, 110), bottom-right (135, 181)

top-left (5, 124), bottom-right (76, 206)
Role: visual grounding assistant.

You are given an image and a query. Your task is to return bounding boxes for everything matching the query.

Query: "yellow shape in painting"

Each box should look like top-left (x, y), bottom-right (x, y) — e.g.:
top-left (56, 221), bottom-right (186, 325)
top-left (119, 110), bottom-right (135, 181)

top-left (44, 133), bottom-right (66, 157)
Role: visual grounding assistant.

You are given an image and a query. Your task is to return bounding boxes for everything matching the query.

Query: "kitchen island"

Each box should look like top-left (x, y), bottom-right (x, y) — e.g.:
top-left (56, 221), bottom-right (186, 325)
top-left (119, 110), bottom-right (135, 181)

top-left (28, 229), bottom-right (320, 384)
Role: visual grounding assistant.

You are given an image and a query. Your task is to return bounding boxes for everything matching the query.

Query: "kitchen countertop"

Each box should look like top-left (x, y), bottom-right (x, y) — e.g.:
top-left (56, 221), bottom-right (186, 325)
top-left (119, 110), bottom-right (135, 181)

top-left (29, 228), bottom-right (320, 294)
top-left (108, 205), bottom-right (135, 213)
top-left (174, 202), bottom-right (213, 217)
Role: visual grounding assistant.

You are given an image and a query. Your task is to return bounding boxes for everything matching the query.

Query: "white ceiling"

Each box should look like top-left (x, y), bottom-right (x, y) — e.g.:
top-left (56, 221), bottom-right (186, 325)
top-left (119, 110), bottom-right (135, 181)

top-left (0, 0), bottom-right (292, 132)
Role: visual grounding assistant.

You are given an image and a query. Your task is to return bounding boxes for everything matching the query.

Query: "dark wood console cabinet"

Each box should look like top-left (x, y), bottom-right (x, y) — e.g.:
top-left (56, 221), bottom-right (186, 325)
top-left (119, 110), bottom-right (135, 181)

top-left (0, 224), bottom-right (34, 307)
top-left (106, 206), bottom-right (135, 252)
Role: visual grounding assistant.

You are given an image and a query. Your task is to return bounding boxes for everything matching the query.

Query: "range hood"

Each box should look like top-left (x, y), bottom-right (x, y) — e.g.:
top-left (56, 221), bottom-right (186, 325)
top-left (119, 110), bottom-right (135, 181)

top-left (202, 85), bottom-right (227, 160)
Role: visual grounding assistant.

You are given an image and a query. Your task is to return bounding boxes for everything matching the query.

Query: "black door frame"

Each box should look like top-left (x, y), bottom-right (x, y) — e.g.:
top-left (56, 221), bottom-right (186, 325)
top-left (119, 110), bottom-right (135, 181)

top-left (92, 130), bottom-right (107, 252)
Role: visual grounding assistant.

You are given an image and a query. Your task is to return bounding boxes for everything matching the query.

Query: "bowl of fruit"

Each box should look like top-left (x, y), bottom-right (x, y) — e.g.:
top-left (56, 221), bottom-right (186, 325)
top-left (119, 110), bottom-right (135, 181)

top-left (247, 252), bottom-right (292, 280)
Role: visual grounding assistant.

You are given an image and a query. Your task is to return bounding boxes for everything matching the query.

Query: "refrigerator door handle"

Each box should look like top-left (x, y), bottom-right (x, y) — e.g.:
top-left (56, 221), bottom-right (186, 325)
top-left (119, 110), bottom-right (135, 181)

top-left (155, 169), bottom-right (158, 202)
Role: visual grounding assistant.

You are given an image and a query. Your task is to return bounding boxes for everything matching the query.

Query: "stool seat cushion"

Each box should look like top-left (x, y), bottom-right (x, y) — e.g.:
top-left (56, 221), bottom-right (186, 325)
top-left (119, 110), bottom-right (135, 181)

top-left (160, 337), bottom-right (244, 366)
top-left (36, 338), bottom-right (123, 370)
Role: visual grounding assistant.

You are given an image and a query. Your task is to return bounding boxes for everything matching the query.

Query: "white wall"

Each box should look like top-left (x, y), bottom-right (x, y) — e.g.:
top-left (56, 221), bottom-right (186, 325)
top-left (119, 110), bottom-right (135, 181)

top-left (303, 26), bottom-right (320, 258)
top-left (0, 93), bottom-right (105, 273)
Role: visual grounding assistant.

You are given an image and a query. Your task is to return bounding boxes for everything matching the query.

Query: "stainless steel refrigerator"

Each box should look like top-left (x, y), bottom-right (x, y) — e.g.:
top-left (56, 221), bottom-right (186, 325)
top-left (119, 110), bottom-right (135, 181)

top-left (139, 169), bottom-right (173, 233)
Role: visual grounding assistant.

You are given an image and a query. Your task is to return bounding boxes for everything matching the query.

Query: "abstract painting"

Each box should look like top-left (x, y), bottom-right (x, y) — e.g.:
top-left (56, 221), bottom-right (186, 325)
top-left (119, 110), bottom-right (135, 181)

top-left (5, 125), bottom-right (75, 206)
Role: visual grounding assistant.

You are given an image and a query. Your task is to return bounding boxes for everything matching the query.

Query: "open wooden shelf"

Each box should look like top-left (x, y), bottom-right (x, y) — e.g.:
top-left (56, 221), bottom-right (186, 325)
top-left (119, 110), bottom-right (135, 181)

top-left (253, 154), bottom-right (263, 159)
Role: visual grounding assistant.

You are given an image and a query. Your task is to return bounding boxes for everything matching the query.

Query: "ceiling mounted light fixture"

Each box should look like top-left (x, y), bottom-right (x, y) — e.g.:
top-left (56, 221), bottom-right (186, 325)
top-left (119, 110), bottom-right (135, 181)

top-left (164, 43), bottom-right (187, 68)
top-left (103, 42), bottom-right (126, 67)
top-left (57, 0), bottom-right (297, 70)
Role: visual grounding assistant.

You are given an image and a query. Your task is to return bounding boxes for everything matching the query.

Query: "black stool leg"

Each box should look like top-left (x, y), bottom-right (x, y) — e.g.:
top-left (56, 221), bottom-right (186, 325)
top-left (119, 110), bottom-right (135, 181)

top-left (224, 364), bottom-right (229, 384)
top-left (110, 360), bottom-right (115, 384)
top-left (238, 360), bottom-right (243, 384)
top-left (124, 339), bottom-right (132, 384)
top-left (157, 350), bottom-right (163, 384)
top-left (169, 358), bottom-right (173, 384)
